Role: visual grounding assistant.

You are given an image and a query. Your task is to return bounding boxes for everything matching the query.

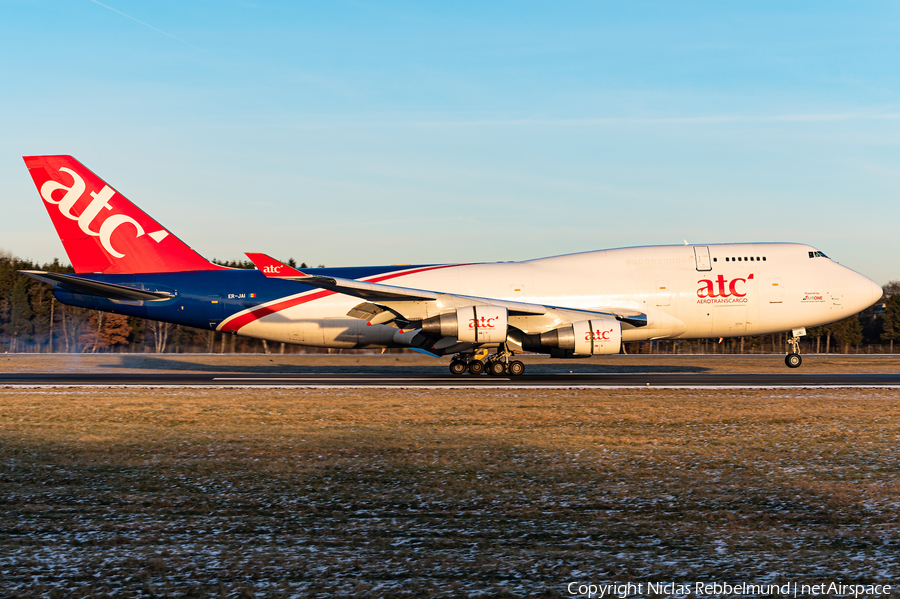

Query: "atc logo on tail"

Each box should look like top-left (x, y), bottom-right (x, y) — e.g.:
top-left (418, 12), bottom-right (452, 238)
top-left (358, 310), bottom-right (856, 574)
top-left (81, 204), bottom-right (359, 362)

top-left (24, 156), bottom-right (225, 274)
top-left (38, 166), bottom-right (169, 258)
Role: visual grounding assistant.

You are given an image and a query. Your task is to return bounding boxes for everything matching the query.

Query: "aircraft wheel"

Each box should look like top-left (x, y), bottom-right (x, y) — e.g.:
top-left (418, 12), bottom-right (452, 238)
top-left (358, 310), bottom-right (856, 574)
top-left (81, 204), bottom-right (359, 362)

top-left (508, 360), bottom-right (525, 376)
top-left (468, 360), bottom-right (485, 375)
top-left (488, 361), bottom-right (507, 376)
top-left (785, 353), bottom-right (802, 369)
top-left (449, 360), bottom-right (467, 376)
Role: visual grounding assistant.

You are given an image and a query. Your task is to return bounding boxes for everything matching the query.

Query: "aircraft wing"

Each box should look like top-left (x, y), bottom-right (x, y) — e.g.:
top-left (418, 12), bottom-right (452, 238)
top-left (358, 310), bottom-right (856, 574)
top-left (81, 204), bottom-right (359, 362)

top-left (284, 274), bottom-right (441, 302)
top-left (19, 271), bottom-right (174, 301)
top-left (244, 253), bottom-right (647, 329)
top-left (244, 253), bottom-right (441, 301)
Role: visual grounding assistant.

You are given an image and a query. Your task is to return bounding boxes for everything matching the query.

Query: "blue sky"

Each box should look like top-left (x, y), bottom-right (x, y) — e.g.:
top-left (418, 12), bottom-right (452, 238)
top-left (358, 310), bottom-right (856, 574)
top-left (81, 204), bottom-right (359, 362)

top-left (2, 1), bottom-right (899, 283)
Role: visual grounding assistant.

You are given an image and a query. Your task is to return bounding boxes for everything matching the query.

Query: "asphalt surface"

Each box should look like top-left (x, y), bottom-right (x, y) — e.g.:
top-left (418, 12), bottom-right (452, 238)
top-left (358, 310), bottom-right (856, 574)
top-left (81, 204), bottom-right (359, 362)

top-left (1, 371), bottom-right (899, 387)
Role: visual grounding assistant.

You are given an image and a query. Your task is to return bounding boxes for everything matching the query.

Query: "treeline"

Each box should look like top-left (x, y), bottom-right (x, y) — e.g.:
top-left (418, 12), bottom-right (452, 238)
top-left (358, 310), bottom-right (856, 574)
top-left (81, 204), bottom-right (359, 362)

top-left (1, 252), bottom-right (898, 354)
top-left (0, 253), bottom-right (319, 354)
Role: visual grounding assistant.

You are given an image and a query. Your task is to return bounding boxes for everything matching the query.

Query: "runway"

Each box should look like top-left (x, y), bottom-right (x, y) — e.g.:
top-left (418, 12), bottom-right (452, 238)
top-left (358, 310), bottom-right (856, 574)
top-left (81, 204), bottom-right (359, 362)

top-left (2, 371), bottom-right (899, 388)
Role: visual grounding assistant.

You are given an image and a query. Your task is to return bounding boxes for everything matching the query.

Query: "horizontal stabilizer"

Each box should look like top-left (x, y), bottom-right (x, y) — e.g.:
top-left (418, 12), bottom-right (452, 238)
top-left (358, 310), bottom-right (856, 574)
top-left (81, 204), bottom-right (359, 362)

top-left (20, 271), bottom-right (173, 301)
top-left (244, 253), bottom-right (306, 277)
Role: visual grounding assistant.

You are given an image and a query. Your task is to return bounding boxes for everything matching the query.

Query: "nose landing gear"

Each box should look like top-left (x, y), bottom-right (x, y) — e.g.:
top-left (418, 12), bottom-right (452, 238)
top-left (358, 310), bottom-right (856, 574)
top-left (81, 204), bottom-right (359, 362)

top-left (785, 353), bottom-right (802, 368)
top-left (785, 328), bottom-right (805, 369)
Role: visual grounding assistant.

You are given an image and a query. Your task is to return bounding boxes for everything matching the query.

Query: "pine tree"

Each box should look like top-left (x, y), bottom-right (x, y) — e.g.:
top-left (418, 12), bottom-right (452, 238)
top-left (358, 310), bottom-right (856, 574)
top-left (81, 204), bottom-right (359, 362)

top-left (7, 277), bottom-right (34, 352)
top-left (881, 282), bottom-right (900, 352)
top-left (831, 315), bottom-right (864, 353)
top-left (89, 312), bottom-right (132, 351)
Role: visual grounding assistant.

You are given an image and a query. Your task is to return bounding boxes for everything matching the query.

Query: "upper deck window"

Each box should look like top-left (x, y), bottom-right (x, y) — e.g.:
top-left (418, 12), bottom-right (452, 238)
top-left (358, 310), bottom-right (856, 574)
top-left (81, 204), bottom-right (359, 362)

top-left (720, 255), bottom-right (766, 263)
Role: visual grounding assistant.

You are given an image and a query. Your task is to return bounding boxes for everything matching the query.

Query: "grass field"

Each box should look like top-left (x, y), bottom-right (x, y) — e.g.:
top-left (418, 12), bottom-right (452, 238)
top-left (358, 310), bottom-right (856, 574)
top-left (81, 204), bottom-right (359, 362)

top-left (2, 382), bottom-right (899, 597)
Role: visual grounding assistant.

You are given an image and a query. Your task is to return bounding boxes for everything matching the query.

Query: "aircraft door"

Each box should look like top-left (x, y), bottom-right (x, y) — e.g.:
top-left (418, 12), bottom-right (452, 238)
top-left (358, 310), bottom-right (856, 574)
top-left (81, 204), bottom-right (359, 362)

top-left (656, 282), bottom-right (672, 307)
top-left (694, 246), bottom-right (712, 271)
top-left (768, 278), bottom-right (783, 303)
top-left (206, 297), bottom-right (225, 328)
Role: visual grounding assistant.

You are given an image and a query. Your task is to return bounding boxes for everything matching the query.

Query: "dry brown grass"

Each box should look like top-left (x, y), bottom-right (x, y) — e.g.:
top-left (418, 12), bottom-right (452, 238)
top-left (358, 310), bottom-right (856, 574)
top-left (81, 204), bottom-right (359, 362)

top-left (1, 387), bottom-right (899, 597)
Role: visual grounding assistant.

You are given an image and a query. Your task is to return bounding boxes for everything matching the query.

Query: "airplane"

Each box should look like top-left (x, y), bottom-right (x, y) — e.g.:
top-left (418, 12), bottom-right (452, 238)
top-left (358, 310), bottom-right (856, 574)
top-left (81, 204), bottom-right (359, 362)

top-left (20, 155), bottom-right (883, 375)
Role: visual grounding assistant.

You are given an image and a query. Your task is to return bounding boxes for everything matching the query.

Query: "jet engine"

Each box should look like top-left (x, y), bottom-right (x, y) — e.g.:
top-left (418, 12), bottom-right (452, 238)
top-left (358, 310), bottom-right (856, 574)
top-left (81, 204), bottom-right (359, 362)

top-left (539, 318), bottom-right (622, 355)
top-left (422, 305), bottom-right (508, 343)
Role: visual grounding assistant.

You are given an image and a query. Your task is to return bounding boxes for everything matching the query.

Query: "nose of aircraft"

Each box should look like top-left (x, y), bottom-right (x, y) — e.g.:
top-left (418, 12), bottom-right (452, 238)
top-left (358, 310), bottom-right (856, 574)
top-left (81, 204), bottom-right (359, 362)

top-left (870, 278), bottom-right (884, 305)
top-left (848, 271), bottom-right (883, 313)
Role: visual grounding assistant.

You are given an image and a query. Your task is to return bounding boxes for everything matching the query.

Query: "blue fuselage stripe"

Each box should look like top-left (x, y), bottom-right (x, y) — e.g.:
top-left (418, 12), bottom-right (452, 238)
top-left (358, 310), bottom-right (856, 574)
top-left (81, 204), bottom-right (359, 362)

top-left (52, 265), bottom-right (434, 330)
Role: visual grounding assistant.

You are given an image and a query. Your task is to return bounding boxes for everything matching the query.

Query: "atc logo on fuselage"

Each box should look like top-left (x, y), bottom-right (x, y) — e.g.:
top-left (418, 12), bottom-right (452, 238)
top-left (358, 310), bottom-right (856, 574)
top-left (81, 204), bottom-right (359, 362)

top-left (696, 274), bottom-right (755, 304)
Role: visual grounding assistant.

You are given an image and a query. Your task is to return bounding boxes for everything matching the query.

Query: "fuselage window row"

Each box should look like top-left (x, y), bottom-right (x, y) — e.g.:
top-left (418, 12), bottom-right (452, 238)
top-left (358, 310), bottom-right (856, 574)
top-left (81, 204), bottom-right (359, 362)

top-left (719, 256), bottom-right (766, 263)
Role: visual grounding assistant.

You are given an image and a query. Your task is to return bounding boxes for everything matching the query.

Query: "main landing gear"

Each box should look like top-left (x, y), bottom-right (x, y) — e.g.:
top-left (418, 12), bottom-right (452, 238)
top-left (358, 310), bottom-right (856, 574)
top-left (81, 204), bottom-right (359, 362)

top-left (784, 329), bottom-right (805, 369)
top-left (449, 360), bottom-right (468, 375)
top-left (449, 346), bottom-right (525, 376)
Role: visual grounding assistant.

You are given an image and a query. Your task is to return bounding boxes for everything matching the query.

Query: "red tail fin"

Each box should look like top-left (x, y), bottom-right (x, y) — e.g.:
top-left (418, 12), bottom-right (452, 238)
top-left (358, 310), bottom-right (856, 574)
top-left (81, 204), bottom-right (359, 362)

top-left (244, 253), bottom-right (307, 277)
top-left (23, 155), bottom-right (225, 274)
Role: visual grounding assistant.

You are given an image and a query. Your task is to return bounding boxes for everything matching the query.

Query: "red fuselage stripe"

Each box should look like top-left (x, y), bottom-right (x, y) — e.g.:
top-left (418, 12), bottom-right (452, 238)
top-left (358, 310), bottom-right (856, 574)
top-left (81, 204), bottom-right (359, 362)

top-left (221, 263), bottom-right (465, 333)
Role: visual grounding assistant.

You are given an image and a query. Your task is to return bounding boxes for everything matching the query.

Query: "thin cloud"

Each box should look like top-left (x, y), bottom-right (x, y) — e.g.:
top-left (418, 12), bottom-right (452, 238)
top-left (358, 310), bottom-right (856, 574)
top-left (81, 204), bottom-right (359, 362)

top-left (278, 111), bottom-right (900, 129)
top-left (406, 112), bottom-right (900, 127)
top-left (88, 0), bottom-right (219, 58)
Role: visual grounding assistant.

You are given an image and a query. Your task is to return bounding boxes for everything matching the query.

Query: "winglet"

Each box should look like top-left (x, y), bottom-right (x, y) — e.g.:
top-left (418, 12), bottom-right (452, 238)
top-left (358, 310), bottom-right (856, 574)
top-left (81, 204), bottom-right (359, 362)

top-left (245, 253), bottom-right (307, 277)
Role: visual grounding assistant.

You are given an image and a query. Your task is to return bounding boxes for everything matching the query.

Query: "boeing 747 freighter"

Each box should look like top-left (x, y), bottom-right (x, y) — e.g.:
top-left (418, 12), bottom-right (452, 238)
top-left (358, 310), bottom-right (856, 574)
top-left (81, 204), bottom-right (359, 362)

top-left (20, 155), bottom-right (882, 375)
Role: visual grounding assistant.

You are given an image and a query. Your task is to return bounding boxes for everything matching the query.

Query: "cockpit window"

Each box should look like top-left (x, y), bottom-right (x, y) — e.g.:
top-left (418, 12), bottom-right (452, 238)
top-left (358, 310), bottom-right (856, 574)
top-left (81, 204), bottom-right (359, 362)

top-left (809, 250), bottom-right (829, 259)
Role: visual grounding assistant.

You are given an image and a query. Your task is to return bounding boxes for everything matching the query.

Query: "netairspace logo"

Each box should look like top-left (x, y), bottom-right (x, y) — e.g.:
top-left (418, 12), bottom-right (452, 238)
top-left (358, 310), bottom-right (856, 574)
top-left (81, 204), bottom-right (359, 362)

top-left (565, 581), bottom-right (892, 598)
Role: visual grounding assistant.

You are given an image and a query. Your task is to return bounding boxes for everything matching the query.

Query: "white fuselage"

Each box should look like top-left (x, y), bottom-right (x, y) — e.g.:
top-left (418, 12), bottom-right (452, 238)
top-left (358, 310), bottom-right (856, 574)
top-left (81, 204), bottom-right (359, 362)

top-left (224, 243), bottom-right (882, 349)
